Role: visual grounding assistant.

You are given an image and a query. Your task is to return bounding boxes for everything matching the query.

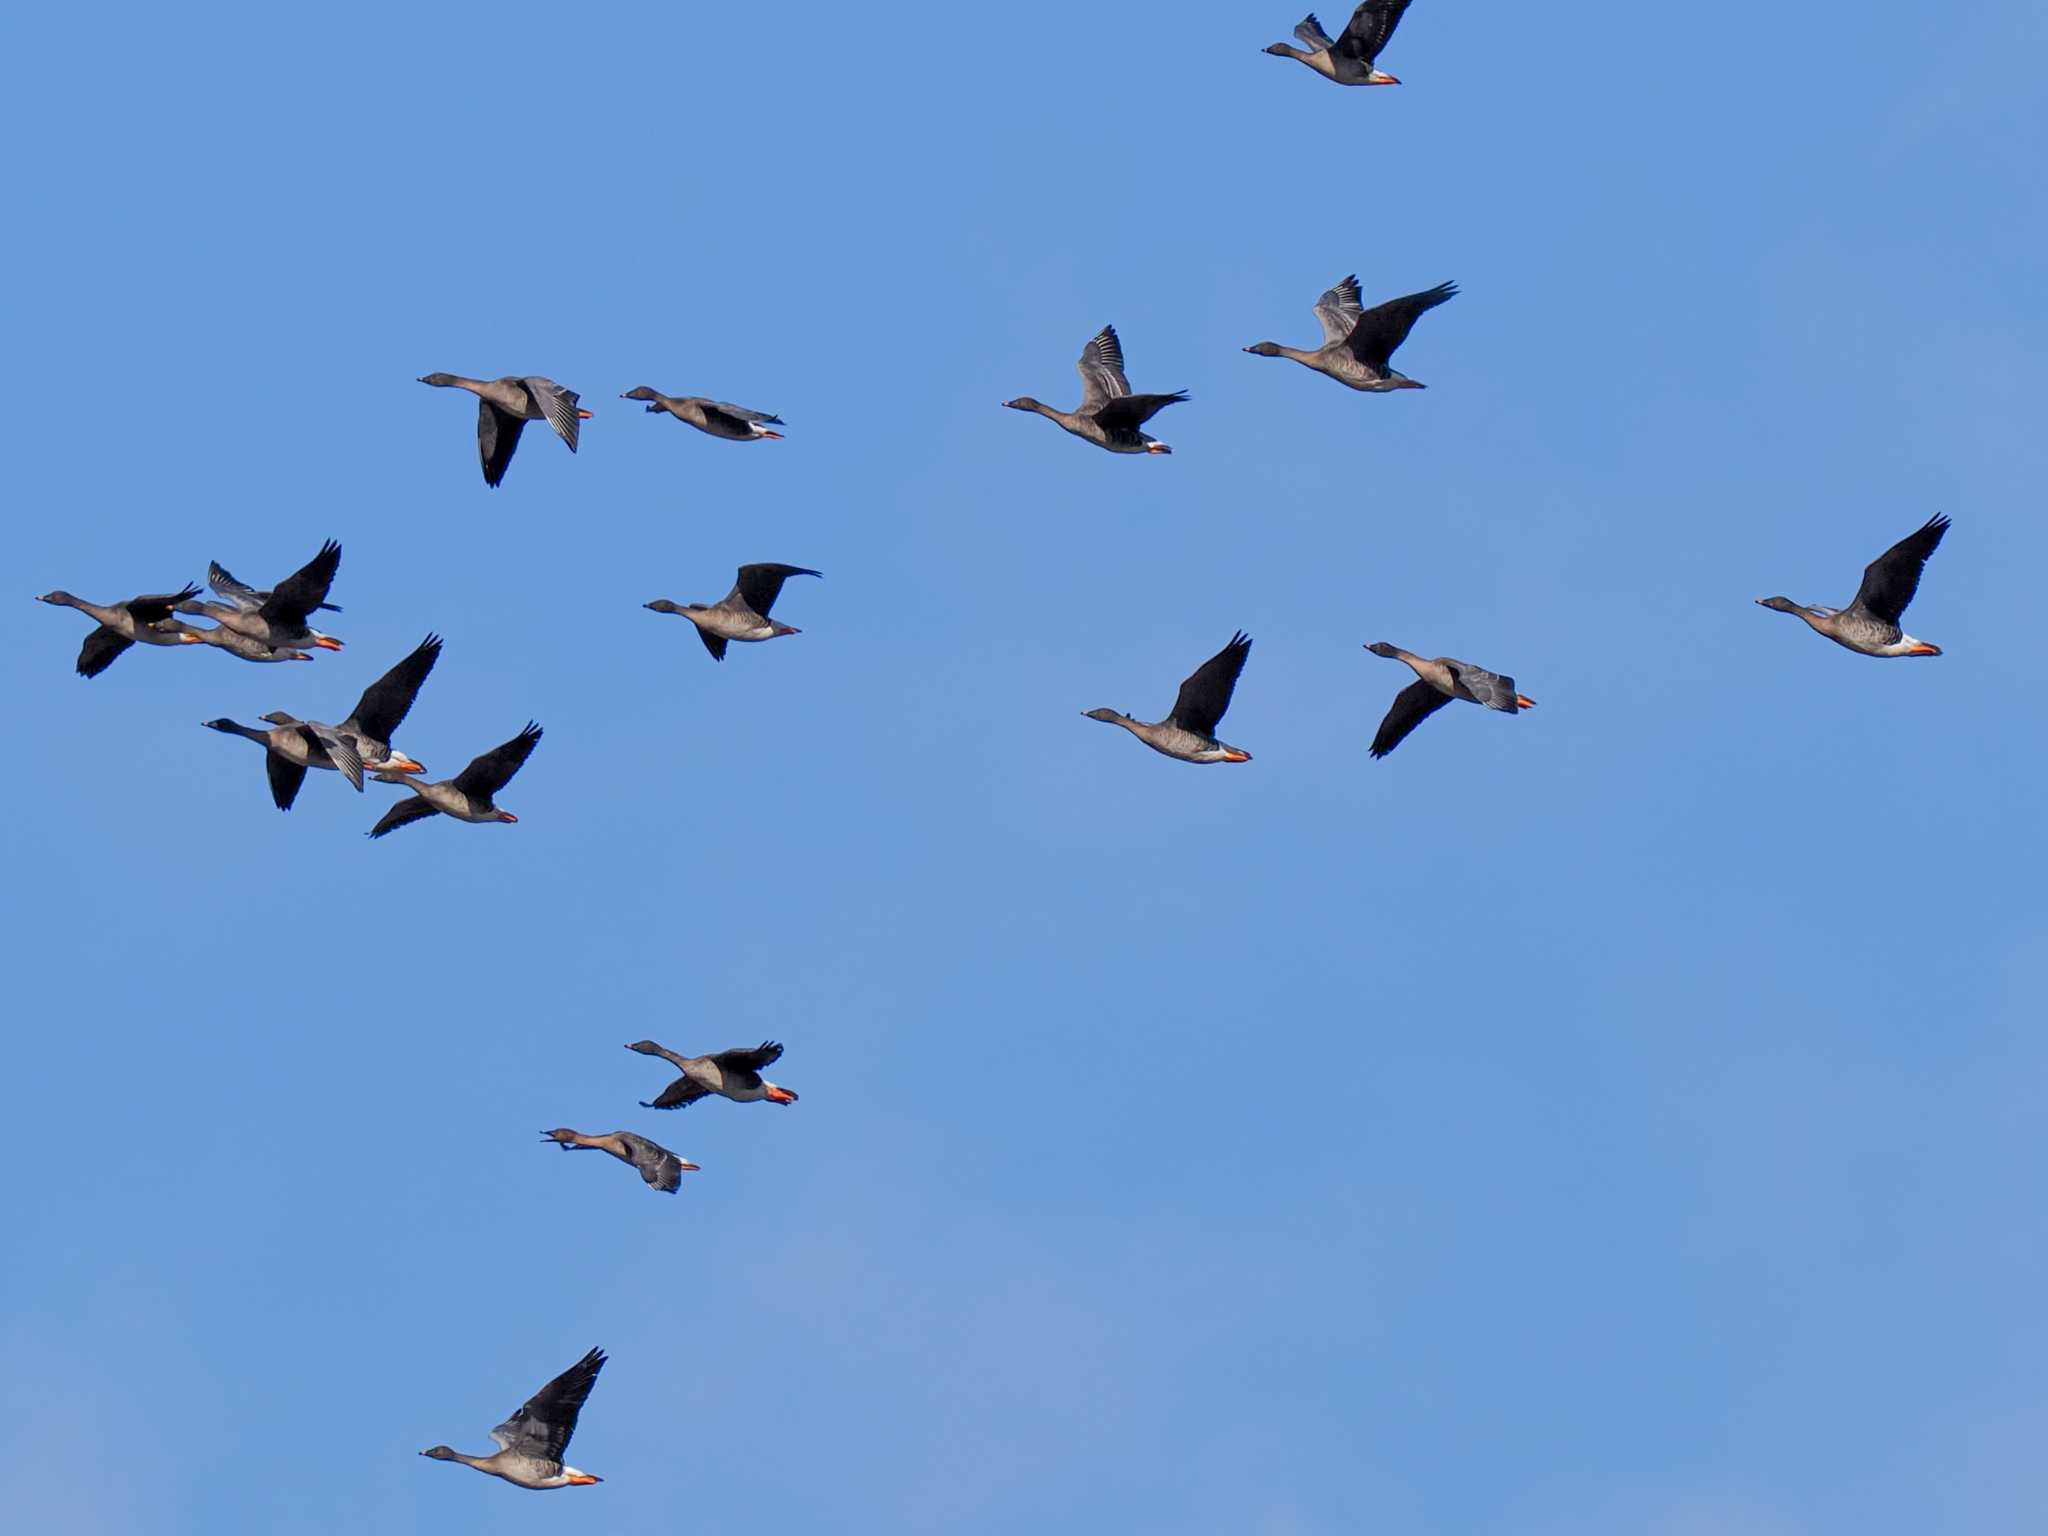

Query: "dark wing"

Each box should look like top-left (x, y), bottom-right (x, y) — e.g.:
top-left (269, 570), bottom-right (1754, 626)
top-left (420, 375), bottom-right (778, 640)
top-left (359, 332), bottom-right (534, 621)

top-left (123, 583), bottom-right (206, 625)
top-left (705, 401), bottom-right (782, 429)
top-left (347, 634), bottom-right (441, 742)
top-left (451, 721), bottom-right (542, 800)
top-left (711, 1040), bottom-right (784, 1073)
top-left (1334, 0), bottom-right (1411, 64)
top-left (1076, 325), bottom-right (1132, 410)
top-left (1849, 514), bottom-right (1949, 625)
top-left (645, 1074), bottom-right (712, 1110)
top-left (267, 752), bottom-right (309, 811)
top-left (1313, 275), bottom-right (1365, 346)
top-left (368, 795), bottom-right (440, 838)
top-left (479, 401), bottom-right (525, 487)
top-left (75, 625), bottom-right (133, 679)
top-left (1445, 661), bottom-right (1520, 712)
top-left (522, 378), bottom-right (584, 451)
top-left (1344, 282), bottom-right (1457, 368)
top-left (619, 1132), bottom-right (684, 1193)
top-left (696, 629), bottom-right (729, 662)
top-left (1294, 13), bottom-right (1336, 48)
top-left (490, 1348), bottom-right (605, 1462)
top-left (259, 541), bottom-right (341, 626)
top-left (1168, 632), bottom-right (1251, 737)
top-left (1092, 390), bottom-right (1188, 432)
top-left (1369, 680), bottom-right (1452, 758)
top-left (732, 563), bottom-right (820, 618)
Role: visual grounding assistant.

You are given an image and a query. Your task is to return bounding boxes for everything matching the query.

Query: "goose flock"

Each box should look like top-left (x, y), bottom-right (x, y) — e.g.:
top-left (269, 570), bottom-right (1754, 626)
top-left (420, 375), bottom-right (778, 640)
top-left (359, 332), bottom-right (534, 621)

top-left (30, 1), bottom-right (1964, 1497)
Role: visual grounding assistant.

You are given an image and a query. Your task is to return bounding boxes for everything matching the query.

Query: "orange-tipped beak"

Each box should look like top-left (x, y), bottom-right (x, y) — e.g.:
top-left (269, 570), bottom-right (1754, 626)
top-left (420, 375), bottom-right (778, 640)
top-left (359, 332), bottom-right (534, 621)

top-left (1515, 695), bottom-right (1537, 710)
top-left (765, 1086), bottom-right (799, 1104)
top-left (1907, 643), bottom-right (1942, 657)
top-left (314, 636), bottom-right (344, 651)
top-left (576, 408), bottom-right (595, 420)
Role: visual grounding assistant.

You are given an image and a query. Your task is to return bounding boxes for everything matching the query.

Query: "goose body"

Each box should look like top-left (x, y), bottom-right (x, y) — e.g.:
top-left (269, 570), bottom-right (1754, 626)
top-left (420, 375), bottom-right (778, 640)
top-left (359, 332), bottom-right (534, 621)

top-left (1264, 2), bottom-right (1412, 85)
top-left (1004, 326), bottom-right (1187, 454)
top-left (420, 1347), bottom-right (606, 1490)
top-left (1085, 632), bottom-right (1254, 764)
top-left (370, 722), bottom-right (541, 837)
top-left (36, 582), bottom-right (204, 678)
top-left (1245, 275), bottom-right (1456, 391)
top-left (626, 1040), bottom-right (799, 1109)
top-left (1756, 516), bottom-right (1949, 658)
top-left (419, 373), bottom-right (592, 486)
top-left (542, 1129), bottom-right (699, 1192)
top-left (620, 387), bottom-right (784, 440)
top-left (178, 626), bottom-right (315, 664)
top-left (1364, 642), bottom-right (1535, 758)
top-left (646, 563), bottom-right (819, 661)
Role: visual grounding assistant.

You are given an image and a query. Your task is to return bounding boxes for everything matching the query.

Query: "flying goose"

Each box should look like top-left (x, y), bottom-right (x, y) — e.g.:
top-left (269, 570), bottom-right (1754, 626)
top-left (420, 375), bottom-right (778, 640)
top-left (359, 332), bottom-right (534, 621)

top-left (1244, 276), bottom-right (1456, 391)
top-left (620, 387), bottom-right (785, 441)
top-left (646, 563), bottom-right (819, 661)
top-left (418, 373), bottom-right (592, 487)
top-left (420, 1347), bottom-right (606, 1490)
top-left (1003, 325), bottom-right (1188, 454)
top-left (1265, 2), bottom-right (1412, 85)
top-left (1364, 642), bottom-right (1535, 758)
top-left (202, 716), bottom-right (366, 810)
top-left (1084, 632), bottom-right (1255, 764)
top-left (1756, 516), bottom-right (1949, 657)
top-left (369, 722), bottom-right (541, 837)
top-left (253, 635), bottom-right (441, 809)
top-left (625, 1040), bottom-right (799, 1109)
top-left (176, 540), bottom-right (343, 652)
top-left (541, 1129), bottom-right (699, 1193)
top-left (36, 582), bottom-right (203, 678)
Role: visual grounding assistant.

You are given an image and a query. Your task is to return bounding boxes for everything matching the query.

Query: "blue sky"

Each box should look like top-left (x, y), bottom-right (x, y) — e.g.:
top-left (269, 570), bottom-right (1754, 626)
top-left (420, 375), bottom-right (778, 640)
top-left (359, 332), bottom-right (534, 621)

top-left (5, 4), bottom-right (2046, 1531)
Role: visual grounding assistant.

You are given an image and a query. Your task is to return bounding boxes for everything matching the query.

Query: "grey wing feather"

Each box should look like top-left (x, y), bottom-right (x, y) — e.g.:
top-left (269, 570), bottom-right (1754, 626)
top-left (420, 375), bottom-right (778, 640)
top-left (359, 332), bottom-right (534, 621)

top-left (523, 378), bottom-right (584, 452)
top-left (1313, 275), bottom-right (1365, 346)
top-left (1295, 12), bottom-right (1336, 48)
top-left (1447, 661), bottom-right (1519, 711)
top-left (1077, 326), bottom-right (1132, 411)
top-left (310, 724), bottom-right (365, 790)
top-left (206, 562), bottom-right (264, 612)
top-left (706, 401), bottom-right (783, 426)
top-left (620, 1132), bottom-right (684, 1192)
